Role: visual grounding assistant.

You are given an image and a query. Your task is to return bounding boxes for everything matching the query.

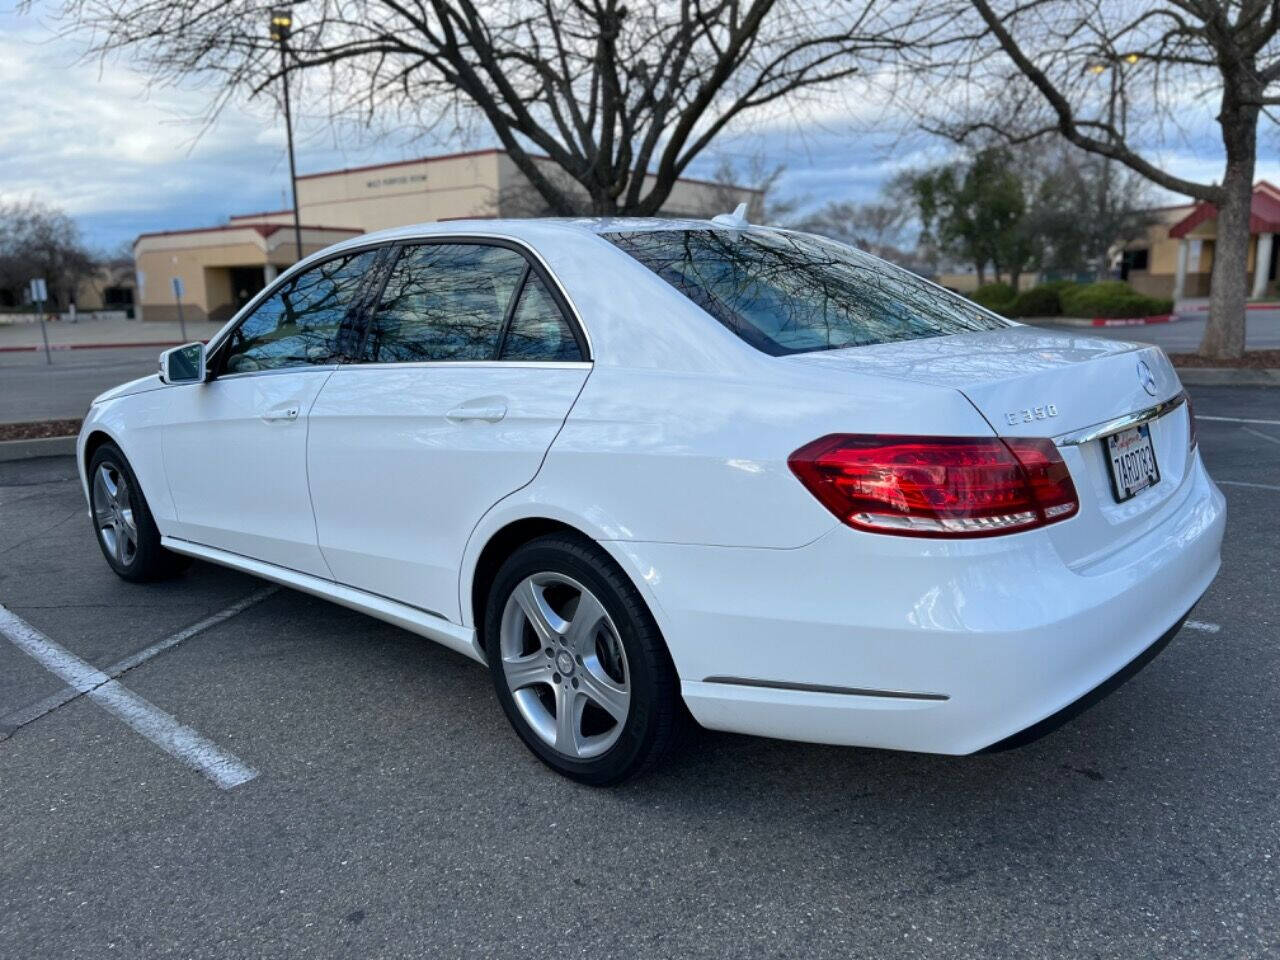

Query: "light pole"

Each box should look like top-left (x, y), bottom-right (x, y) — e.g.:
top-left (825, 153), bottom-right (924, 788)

top-left (270, 9), bottom-right (304, 263)
top-left (1085, 53), bottom-right (1139, 280)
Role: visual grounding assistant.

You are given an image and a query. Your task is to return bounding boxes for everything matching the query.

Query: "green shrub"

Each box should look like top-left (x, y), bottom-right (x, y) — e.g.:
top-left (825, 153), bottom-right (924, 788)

top-left (969, 282), bottom-right (1016, 312)
top-left (1007, 285), bottom-right (1064, 317)
top-left (1060, 282), bottom-right (1173, 319)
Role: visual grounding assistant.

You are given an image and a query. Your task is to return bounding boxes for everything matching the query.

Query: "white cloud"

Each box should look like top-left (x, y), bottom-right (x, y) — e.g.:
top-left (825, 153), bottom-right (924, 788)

top-left (1, 8), bottom-right (1269, 250)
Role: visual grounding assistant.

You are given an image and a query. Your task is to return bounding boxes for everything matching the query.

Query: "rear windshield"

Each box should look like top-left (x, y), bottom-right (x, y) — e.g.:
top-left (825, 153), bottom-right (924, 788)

top-left (604, 229), bottom-right (1009, 356)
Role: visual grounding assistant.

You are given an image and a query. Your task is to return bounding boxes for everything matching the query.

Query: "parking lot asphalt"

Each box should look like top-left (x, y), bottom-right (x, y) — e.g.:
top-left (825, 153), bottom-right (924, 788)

top-left (1, 385), bottom-right (1277, 959)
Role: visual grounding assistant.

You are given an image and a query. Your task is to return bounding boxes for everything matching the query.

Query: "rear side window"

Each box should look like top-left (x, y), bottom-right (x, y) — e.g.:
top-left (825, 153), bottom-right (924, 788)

top-left (604, 229), bottom-right (1009, 356)
top-left (364, 243), bottom-right (527, 362)
top-left (224, 249), bottom-right (378, 373)
top-left (499, 274), bottom-right (582, 362)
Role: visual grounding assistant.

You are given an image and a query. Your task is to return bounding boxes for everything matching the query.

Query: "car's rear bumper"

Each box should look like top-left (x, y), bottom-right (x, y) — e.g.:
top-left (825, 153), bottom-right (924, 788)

top-left (606, 453), bottom-right (1225, 754)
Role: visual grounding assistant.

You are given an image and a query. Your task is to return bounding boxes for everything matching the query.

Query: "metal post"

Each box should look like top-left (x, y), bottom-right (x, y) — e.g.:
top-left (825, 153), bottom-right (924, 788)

top-left (175, 290), bottom-right (188, 343)
top-left (37, 296), bottom-right (51, 366)
top-left (280, 40), bottom-right (303, 264)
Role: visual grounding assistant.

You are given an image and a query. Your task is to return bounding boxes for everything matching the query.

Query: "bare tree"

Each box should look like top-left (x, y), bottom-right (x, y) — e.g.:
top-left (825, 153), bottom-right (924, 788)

top-left (905, 0), bottom-right (1280, 359)
top-left (0, 200), bottom-right (96, 310)
top-left (39, 0), bottom-right (906, 219)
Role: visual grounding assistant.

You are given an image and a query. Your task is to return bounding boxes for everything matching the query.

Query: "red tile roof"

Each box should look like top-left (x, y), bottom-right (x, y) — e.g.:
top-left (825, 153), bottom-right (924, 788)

top-left (1168, 182), bottom-right (1280, 238)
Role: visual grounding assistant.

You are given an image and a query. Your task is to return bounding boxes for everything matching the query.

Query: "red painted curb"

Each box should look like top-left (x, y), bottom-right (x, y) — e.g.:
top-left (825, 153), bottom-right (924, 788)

top-left (1089, 314), bottom-right (1175, 326)
top-left (0, 340), bottom-right (188, 354)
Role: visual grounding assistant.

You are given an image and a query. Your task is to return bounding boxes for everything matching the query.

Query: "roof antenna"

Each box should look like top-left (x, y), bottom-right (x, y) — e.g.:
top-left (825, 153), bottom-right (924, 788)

top-left (712, 202), bottom-right (750, 227)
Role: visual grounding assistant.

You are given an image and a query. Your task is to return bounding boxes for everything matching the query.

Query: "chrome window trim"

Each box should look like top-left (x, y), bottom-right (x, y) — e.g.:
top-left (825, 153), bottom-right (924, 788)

top-left (332, 360), bottom-right (593, 372)
top-left (1053, 391), bottom-right (1187, 447)
top-left (210, 363), bottom-right (341, 384)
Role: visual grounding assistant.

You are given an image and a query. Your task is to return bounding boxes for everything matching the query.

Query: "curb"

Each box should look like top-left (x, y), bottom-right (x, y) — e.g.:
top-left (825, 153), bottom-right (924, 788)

top-left (0, 340), bottom-right (188, 354)
top-left (1176, 302), bottom-right (1280, 314)
top-left (0, 436), bottom-right (78, 462)
top-left (1034, 314), bottom-right (1176, 327)
top-left (1175, 367), bottom-right (1280, 387)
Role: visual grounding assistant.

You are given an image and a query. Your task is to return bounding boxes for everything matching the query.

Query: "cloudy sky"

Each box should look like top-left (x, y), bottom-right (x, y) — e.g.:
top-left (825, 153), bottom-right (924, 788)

top-left (2, 5), bottom-right (1278, 254)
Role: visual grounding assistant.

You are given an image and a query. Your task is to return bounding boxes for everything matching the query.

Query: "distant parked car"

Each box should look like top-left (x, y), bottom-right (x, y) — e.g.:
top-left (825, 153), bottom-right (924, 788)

top-left (77, 215), bottom-right (1225, 783)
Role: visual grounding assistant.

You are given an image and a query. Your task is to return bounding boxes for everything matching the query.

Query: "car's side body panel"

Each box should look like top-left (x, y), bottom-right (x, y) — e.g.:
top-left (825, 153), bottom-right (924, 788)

top-left (308, 360), bottom-right (591, 621)
top-left (78, 382), bottom-right (176, 525)
top-left (161, 368), bottom-right (338, 579)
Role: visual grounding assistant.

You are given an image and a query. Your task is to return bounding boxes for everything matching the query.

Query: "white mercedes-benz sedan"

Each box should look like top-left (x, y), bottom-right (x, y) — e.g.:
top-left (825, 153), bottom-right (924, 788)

top-left (78, 215), bottom-right (1225, 783)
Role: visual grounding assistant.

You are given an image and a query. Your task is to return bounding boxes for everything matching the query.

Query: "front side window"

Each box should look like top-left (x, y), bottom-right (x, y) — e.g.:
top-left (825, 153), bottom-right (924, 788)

top-left (499, 274), bottom-right (582, 361)
top-left (223, 249), bottom-right (379, 373)
top-left (363, 243), bottom-right (527, 363)
top-left (605, 229), bottom-right (1010, 356)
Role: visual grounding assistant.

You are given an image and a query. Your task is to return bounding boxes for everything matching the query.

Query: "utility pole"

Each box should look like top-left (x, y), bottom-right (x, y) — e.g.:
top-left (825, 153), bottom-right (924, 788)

top-left (271, 9), bottom-right (304, 264)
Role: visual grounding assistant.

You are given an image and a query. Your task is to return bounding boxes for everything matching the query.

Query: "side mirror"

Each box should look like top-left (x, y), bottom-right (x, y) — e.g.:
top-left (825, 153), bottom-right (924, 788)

top-left (159, 342), bottom-right (206, 384)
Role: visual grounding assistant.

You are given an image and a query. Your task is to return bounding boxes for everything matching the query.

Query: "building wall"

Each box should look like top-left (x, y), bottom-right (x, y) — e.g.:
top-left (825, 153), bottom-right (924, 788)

top-left (295, 151), bottom-right (503, 230)
top-left (134, 227), bottom-right (360, 322)
top-left (133, 149), bottom-right (759, 322)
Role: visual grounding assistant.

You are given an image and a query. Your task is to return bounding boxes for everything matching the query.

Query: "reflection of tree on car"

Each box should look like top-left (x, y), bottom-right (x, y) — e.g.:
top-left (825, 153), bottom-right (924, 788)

top-left (225, 251), bottom-right (378, 373)
top-left (609, 229), bottom-right (1003, 356)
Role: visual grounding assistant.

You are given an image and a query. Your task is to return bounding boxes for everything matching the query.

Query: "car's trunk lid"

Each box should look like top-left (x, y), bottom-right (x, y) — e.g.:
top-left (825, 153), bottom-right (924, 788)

top-left (786, 325), bottom-right (1196, 567)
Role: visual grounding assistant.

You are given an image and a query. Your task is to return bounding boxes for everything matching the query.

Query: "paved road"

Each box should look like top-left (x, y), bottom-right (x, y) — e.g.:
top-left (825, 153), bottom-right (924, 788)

top-left (0, 348), bottom-right (168, 424)
top-left (1, 386), bottom-right (1277, 958)
top-left (1044, 309), bottom-right (1280, 351)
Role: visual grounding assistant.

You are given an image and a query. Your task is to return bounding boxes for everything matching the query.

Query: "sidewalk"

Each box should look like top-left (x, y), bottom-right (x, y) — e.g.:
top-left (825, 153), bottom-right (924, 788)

top-left (0, 315), bottom-right (224, 352)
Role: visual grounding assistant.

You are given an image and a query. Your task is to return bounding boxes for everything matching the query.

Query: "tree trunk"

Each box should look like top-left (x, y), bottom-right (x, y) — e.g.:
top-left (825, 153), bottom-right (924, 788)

top-left (1199, 96), bottom-right (1258, 360)
top-left (976, 262), bottom-right (986, 284)
top-left (1008, 266), bottom-right (1021, 292)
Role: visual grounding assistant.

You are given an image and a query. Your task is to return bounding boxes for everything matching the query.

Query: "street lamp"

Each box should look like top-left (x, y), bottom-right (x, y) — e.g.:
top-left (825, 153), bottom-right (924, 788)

top-left (270, 8), bottom-right (304, 263)
top-left (1083, 53), bottom-right (1140, 280)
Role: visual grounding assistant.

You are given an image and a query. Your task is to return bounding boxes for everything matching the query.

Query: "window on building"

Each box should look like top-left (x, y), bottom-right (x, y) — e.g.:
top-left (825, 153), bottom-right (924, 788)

top-left (1124, 249), bottom-right (1150, 272)
top-left (222, 249), bottom-right (379, 374)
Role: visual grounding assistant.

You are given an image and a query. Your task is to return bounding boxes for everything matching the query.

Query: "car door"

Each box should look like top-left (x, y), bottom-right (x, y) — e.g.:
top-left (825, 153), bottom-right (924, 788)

top-left (307, 239), bottom-right (591, 621)
top-left (162, 247), bottom-right (382, 576)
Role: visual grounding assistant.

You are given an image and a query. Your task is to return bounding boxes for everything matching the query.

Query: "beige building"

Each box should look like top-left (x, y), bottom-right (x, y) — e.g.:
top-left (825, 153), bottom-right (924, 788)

top-left (1122, 181), bottom-right (1280, 301)
top-left (134, 148), bottom-right (758, 323)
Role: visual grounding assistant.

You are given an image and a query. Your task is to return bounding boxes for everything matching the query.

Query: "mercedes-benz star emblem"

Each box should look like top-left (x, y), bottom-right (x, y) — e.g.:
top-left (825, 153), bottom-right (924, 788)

top-left (1137, 359), bottom-right (1158, 397)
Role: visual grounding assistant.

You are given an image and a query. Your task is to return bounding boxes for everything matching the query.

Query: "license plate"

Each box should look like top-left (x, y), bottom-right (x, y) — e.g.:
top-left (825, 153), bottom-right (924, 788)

top-left (1105, 423), bottom-right (1161, 502)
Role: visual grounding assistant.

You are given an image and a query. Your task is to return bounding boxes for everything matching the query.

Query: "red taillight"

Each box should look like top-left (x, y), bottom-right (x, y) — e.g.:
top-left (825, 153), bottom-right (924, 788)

top-left (788, 434), bottom-right (1079, 538)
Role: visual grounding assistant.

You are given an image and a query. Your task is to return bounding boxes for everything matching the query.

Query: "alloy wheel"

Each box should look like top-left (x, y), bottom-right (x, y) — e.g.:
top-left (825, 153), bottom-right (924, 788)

top-left (499, 572), bottom-right (631, 759)
top-left (93, 462), bottom-right (138, 567)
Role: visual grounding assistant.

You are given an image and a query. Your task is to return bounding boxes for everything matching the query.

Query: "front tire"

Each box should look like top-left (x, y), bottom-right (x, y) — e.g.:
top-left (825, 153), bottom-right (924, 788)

top-left (88, 443), bottom-right (191, 582)
top-left (485, 534), bottom-right (682, 785)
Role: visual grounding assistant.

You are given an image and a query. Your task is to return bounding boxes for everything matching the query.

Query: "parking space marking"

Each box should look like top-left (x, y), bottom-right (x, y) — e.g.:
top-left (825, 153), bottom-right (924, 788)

top-left (1185, 620), bottom-right (1221, 634)
top-left (0, 587), bottom-right (277, 740)
top-left (1197, 414), bottom-right (1280, 426)
top-left (0, 603), bottom-right (259, 789)
top-left (1242, 426), bottom-right (1280, 446)
top-left (1218, 479), bottom-right (1280, 492)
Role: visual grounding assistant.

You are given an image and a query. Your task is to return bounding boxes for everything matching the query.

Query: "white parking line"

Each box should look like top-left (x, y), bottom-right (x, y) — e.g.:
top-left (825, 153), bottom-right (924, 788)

top-left (1197, 415), bottom-right (1280, 426)
top-left (0, 603), bottom-right (259, 789)
top-left (1218, 479), bottom-right (1280, 492)
top-left (1184, 620), bottom-right (1221, 634)
top-left (0, 587), bottom-right (277, 739)
top-left (1242, 426), bottom-right (1280, 446)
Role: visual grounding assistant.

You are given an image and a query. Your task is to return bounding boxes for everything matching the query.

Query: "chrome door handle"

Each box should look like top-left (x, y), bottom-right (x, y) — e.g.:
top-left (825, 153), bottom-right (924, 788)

top-left (261, 405), bottom-right (300, 422)
top-left (446, 402), bottom-right (507, 423)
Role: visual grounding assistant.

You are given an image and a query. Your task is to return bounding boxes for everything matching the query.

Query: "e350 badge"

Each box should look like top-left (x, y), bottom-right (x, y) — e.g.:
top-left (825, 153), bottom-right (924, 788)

top-left (1004, 404), bottom-right (1059, 427)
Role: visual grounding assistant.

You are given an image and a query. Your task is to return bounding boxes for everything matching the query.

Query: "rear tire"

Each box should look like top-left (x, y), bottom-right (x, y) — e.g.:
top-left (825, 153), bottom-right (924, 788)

top-left (485, 534), bottom-right (682, 785)
top-left (88, 442), bottom-right (191, 583)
